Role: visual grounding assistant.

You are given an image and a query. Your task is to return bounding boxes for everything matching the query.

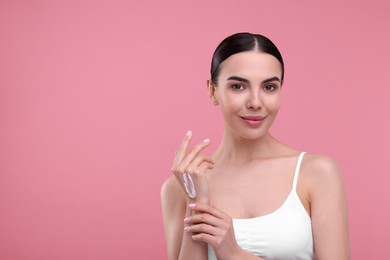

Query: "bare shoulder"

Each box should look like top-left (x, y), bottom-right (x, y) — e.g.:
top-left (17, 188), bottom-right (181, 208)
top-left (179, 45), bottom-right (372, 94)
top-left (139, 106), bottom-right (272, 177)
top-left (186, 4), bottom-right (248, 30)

top-left (301, 153), bottom-right (342, 179)
top-left (300, 153), bottom-right (345, 197)
top-left (161, 175), bottom-right (186, 206)
top-left (301, 153), bottom-right (350, 258)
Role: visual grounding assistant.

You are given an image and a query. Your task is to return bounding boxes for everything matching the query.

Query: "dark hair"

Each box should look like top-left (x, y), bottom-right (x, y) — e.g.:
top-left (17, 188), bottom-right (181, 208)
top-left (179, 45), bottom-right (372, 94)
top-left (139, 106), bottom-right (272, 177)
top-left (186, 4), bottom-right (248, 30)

top-left (210, 32), bottom-right (284, 84)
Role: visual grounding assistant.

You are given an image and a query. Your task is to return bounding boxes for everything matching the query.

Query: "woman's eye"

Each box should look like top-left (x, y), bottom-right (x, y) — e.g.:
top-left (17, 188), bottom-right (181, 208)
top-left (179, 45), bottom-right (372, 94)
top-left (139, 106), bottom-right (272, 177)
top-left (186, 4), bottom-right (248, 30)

top-left (264, 84), bottom-right (277, 92)
top-left (231, 84), bottom-right (245, 91)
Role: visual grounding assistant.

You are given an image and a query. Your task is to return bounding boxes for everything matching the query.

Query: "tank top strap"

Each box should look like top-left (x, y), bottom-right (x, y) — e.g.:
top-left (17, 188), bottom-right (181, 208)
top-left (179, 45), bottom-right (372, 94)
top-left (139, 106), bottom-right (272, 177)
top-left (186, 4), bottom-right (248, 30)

top-left (292, 152), bottom-right (306, 191)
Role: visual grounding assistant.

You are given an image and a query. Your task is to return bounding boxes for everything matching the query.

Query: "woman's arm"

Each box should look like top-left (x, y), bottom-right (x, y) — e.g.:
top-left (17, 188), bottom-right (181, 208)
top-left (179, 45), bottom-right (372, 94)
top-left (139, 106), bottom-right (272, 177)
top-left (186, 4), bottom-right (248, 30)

top-left (162, 178), bottom-right (265, 260)
top-left (162, 131), bottom-right (264, 259)
top-left (161, 176), bottom-right (208, 260)
top-left (161, 131), bottom-right (215, 260)
top-left (185, 202), bottom-right (264, 260)
top-left (306, 154), bottom-right (350, 259)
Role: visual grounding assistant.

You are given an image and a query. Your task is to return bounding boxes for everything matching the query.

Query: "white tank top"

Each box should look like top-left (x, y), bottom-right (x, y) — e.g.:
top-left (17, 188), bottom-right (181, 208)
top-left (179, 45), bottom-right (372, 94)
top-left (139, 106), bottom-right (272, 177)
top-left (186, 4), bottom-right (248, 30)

top-left (208, 152), bottom-right (313, 260)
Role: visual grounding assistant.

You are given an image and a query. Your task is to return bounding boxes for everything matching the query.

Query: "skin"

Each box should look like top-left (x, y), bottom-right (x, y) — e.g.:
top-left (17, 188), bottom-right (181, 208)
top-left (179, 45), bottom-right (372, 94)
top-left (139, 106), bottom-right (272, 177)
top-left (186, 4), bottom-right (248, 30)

top-left (161, 51), bottom-right (350, 260)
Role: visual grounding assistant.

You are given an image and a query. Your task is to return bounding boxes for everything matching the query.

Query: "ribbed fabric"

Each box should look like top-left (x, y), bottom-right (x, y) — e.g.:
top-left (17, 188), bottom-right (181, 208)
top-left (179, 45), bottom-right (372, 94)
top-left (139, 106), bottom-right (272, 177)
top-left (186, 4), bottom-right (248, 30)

top-left (208, 152), bottom-right (313, 260)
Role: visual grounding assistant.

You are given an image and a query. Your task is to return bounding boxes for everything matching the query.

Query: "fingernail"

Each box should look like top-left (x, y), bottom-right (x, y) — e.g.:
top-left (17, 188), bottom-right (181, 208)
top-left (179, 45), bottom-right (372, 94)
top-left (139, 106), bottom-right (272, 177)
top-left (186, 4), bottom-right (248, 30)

top-left (186, 130), bottom-right (192, 136)
top-left (188, 203), bottom-right (196, 208)
top-left (184, 217), bottom-right (189, 223)
top-left (203, 138), bottom-right (210, 143)
top-left (184, 226), bottom-right (190, 232)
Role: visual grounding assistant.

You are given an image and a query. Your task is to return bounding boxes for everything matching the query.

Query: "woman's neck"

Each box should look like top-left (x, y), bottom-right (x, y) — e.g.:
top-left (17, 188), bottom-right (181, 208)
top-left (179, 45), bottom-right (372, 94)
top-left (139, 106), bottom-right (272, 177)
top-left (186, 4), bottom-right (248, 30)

top-left (212, 128), bottom-right (281, 166)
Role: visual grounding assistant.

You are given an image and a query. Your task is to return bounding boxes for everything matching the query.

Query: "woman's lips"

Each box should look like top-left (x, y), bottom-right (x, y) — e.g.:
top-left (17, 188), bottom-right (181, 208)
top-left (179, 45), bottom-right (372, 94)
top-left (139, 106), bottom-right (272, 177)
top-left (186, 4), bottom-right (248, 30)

top-left (239, 116), bottom-right (265, 127)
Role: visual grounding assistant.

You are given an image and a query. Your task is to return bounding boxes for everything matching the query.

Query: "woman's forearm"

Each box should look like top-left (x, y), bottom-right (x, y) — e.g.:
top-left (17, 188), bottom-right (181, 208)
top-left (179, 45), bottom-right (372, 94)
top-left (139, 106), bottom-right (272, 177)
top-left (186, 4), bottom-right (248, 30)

top-left (179, 199), bottom-right (263, 260)
top-left (230, 249), bottom-right (264, 260)
top-left (178, 201), bottom-right (208, 260)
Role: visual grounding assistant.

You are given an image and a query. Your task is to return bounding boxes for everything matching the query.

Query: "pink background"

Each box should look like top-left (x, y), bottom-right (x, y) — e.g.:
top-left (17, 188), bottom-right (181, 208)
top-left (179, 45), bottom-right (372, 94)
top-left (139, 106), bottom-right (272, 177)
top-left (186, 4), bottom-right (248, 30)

top-left (1, 0), bottom-right (389, 259)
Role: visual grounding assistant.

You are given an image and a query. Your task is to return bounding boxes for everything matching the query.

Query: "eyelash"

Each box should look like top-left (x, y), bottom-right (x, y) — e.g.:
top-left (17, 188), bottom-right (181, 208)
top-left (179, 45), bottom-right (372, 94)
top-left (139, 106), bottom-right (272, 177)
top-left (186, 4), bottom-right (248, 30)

top-left (231, 84), bottom-right (245, 91)
top-left (230, 84), bottom-right (278, 92)
top-left (264, 84), bottom-right (278, 92)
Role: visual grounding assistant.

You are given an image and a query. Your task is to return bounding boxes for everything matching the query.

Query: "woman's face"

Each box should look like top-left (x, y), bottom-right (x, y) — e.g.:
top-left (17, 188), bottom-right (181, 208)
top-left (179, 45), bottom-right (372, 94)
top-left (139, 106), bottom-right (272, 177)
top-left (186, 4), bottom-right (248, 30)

top-left (209, 51), bottom-right (283, 140)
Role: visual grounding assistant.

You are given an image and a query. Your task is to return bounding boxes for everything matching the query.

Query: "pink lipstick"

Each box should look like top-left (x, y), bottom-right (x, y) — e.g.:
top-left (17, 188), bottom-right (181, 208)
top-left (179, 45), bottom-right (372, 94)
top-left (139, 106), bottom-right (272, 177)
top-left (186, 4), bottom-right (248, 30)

top-left (239, 116), bottom-right (265, 127)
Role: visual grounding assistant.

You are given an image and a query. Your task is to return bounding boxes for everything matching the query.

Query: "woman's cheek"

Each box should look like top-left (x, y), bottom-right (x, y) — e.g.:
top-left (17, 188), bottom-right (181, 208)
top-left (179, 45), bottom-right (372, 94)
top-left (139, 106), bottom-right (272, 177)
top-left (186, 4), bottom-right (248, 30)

top-left (276, 99), bottom-right (281, 110)
top-left (268, 95), bottom-right (281, 111)
top-left (223, 94), bottom-right (243, 110)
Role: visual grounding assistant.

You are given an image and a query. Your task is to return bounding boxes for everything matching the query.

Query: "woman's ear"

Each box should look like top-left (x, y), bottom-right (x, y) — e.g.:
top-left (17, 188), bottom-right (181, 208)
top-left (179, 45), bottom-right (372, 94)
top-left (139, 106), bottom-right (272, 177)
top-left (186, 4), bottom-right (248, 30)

top-left (206, 79), bottom-right (219, 106)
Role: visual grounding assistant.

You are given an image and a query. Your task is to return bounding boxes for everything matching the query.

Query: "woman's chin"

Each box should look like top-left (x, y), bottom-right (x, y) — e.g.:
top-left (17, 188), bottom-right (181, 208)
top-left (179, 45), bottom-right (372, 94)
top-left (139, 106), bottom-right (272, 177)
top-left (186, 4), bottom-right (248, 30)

top-left (233, 128), bottom-right (271, 141)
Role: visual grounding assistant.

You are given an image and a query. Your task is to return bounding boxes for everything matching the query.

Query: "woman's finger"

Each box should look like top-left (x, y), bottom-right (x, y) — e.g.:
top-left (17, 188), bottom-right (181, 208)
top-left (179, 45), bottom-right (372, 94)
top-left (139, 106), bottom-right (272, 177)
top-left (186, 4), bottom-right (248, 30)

top-left (184, 155), bottom-right (215, 175)
top-left (176, 138), bottom-right (212, 173)
top-left (185, 212), bottom-right (221, 227)
top-left (188, 202), bottom-right (228, 220)
top-left (172, 130), bottom-right (193, 170)
top-left (175, 154), bottom-right (214, 179)
top-left (185, 222), bottom-right (222, 237)
top-left (196, 161), bottom-right (216, 175)
top-left (191, 232), bottom-right (216, 245)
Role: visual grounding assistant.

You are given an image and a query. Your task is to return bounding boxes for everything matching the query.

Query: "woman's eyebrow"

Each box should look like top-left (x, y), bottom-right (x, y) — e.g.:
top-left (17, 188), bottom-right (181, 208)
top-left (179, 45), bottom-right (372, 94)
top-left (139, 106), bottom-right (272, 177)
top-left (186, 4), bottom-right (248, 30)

top-left (227, 76), bottom-right (250, 83)
top-left (262, 76), bottom-right (281, 83)
top-left (227, 76), bottom-right (281, 83)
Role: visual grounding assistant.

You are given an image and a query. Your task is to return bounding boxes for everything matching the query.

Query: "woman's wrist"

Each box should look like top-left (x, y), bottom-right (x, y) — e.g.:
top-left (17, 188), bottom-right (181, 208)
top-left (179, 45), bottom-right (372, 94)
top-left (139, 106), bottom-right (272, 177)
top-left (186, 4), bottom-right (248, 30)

top-left (186, 196), bottom-right (210, 205)
top-left (186, 198), bottom-right (210, 218)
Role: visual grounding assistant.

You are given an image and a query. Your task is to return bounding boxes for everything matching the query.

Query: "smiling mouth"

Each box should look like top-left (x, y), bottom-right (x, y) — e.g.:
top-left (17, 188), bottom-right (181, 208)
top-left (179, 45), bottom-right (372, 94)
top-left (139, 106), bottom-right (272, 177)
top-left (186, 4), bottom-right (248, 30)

top-left (239, 116), bottom-right (266, 127)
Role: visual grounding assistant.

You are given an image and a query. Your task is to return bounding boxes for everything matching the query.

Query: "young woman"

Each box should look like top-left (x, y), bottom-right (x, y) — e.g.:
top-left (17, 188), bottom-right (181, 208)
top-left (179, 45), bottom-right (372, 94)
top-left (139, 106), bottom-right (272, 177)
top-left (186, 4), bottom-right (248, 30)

top-left (161, 32), bottom-right (350, 260)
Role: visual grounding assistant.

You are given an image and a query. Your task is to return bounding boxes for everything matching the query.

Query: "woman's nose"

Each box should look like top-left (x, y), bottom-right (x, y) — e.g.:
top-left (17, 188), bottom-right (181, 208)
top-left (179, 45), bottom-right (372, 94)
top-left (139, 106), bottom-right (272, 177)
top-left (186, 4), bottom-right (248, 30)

top-left (246, 91), bottom-right (263, 110)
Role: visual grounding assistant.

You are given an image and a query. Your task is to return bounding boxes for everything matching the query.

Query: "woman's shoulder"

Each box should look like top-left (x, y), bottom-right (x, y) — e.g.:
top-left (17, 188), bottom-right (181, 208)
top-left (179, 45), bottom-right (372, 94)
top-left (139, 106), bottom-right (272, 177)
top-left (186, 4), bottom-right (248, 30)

top-left (300, 152), bottom-right (344, 190)
top-left (161, 176), bottom-right (186, 205)
top-left (302, 152), bottom-right (340, 175)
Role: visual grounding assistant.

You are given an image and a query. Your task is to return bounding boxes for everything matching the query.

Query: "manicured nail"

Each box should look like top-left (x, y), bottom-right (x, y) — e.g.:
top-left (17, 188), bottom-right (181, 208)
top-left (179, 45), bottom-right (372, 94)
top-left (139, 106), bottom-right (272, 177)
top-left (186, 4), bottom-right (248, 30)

top-left (184, 226), bottom-right (190, 232)
top-left (203, 138), bottom-right (210, 143)
top-left (184, 217), bottom-right (189, 223)
top-left (188, 203), bottom-right (196, 208)
top-left (186, 130), bottom-right (192, 136)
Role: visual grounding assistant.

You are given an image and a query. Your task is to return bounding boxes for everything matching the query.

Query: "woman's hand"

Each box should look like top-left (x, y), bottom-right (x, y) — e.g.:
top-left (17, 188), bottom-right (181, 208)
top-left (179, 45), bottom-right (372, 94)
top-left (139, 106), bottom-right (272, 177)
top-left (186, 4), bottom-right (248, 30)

top-left (184, 202), bottom-right (242, 260)
top-left (171, 130), bottom-right (215, 203)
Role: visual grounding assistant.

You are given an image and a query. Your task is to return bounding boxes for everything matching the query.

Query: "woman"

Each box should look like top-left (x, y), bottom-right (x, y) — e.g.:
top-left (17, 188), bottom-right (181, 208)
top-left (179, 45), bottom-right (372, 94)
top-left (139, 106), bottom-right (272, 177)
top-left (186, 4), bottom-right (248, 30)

top-left (161, 32), bottom-right (350, 260)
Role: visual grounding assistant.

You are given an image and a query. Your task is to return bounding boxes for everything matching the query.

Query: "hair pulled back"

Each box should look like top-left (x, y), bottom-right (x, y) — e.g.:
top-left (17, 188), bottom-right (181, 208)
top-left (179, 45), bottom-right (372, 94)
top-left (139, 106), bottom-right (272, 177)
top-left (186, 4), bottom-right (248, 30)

top-left (210, 32), bottom-right (284, 84)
